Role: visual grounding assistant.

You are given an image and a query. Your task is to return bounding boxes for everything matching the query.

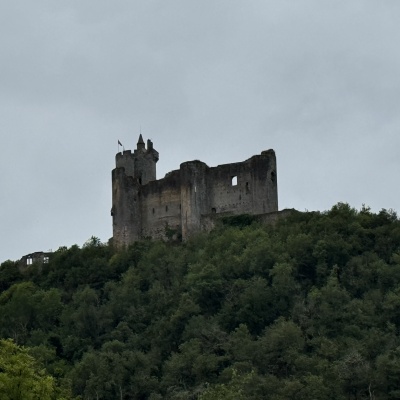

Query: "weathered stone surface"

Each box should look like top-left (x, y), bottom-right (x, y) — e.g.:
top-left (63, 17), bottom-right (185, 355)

top-left (111, 136), bottom-right (278, 247)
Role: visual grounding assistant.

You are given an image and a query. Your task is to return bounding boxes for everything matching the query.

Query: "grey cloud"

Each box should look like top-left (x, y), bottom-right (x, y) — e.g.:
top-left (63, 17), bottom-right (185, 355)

top-left (1, 1), bottom-right (400, 262)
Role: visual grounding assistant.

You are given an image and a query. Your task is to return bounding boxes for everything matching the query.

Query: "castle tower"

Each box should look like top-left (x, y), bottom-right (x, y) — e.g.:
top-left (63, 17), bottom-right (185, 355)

top-left (137, 133), bottom-right (145, 150)
top-left (133, 135), bottom-right (159, 185)
top-left (111, 167), bottom-right (141, 246)
top-left (112, 136), bottom-right (159, 247)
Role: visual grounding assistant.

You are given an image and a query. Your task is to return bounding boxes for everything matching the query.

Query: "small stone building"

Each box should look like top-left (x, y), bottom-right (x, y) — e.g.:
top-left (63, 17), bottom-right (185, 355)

top-left (111, 135), bottom-right (278, 247)
top-left (18, 251), bottom-right (51, 271)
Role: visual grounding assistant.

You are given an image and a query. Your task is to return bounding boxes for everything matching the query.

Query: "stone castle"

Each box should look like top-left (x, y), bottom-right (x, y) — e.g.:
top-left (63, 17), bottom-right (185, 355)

top-left (111, 135), bottom-right (278, 247)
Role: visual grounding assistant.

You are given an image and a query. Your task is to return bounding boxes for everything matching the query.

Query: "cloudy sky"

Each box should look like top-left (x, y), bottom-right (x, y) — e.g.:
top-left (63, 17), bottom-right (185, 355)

top-left (1, 1), bottom-right (400, 262)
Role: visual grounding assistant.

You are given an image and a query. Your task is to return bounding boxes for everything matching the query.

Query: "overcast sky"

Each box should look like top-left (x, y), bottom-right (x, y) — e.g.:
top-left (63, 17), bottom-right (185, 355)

top-left (1, 1), bottom-right (400, 262)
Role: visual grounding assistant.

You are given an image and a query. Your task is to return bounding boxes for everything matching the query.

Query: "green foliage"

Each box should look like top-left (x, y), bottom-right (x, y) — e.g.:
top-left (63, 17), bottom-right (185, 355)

top-left (0, 339), bottom-right (72, 400)
top-left (221, 214), bottom-right (257, 228)
top-left (199, 369), bottom-right (255, 400)
top-left (1, 204), bottom-right (400, 398)
top-left (0, 260), bottom-right (22, 291)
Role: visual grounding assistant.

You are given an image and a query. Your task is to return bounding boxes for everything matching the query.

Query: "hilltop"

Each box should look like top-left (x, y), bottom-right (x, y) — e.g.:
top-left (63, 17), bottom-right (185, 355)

top-left (1, 203), bottom-right (400, 399)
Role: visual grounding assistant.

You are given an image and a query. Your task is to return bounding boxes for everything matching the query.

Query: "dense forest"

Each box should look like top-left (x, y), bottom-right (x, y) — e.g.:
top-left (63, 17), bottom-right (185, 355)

top-left (1, 203), bottom-right (400, 399)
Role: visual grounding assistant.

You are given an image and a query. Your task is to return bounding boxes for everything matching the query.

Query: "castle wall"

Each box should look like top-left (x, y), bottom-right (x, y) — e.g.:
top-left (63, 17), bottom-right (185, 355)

top-left (112, 137), bottom-right (278, 247)
top-left (245, 150), bottom-right (278, 214)
top-left (140, 170), bottom-right (182, 239)
top-left (208, 161), bottom-right (254, 214)
top-left (112, 168), bottom-right (142, 246)
top-left (207, 150), bottom-right (277, 216)
top-left (180, 161), bottom-right (209, 239)
top-left (200, 209), bottom-right (294, 233)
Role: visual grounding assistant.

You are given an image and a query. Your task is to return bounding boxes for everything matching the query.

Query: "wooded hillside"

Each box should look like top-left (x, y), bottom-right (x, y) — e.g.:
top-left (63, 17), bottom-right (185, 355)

top-left (1, 203), bottom-right (400, 399)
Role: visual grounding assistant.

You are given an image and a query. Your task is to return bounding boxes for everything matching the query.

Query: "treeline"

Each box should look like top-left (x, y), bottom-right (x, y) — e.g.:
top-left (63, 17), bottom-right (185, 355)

top-left (1, 203), bottom-right (400, 399)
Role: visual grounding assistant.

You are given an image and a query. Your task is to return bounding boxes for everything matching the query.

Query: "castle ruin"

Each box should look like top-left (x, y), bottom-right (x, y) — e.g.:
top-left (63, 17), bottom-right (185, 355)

top-left (111, 135), bottom-right (278, 247)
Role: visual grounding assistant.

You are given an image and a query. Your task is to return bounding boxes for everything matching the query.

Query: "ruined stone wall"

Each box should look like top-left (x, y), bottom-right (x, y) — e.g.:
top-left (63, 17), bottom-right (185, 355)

top-left (112, 142), bottom-right (278, 247)
top-left (140, 170), bottom-right (182, 239)
top-left (207, 150), bottom-right (277, 216)
top-left (200, 209), bottom-right (294, 233)
top-left (180, 161), bottom-right (209, 239)
top-left (19, 251), bottom-right (51, 272)
top-left (257, 150), bottom-right (278, 213)
top-left (208, 161), bottom-right (254, 215)
top-left (112, 168), bottom-right (141, 246)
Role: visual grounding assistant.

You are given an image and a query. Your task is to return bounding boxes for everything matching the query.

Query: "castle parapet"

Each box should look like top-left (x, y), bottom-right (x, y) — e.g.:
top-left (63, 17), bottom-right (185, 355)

top-left (116, 150), bottom-right (135, 177)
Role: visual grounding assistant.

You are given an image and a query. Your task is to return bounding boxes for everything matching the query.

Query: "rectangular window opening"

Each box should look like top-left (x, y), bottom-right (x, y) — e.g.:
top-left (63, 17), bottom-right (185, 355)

top-left (231, 176), bottom-right (238, 186)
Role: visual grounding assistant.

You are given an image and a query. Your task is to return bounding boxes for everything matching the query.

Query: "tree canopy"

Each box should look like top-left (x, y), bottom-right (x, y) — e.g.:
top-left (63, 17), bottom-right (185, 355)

top-left (1, 203), bottom-right (400, 399)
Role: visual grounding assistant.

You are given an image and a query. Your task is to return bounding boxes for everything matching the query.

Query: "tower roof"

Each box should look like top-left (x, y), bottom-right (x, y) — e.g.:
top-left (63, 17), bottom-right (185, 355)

top-left (137, 134), bottom-right (145, 145)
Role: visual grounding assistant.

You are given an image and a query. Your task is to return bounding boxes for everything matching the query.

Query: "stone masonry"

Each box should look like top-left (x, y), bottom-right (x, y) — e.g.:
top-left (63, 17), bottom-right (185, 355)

top-left (111, 135), bottom-right (278, 247)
